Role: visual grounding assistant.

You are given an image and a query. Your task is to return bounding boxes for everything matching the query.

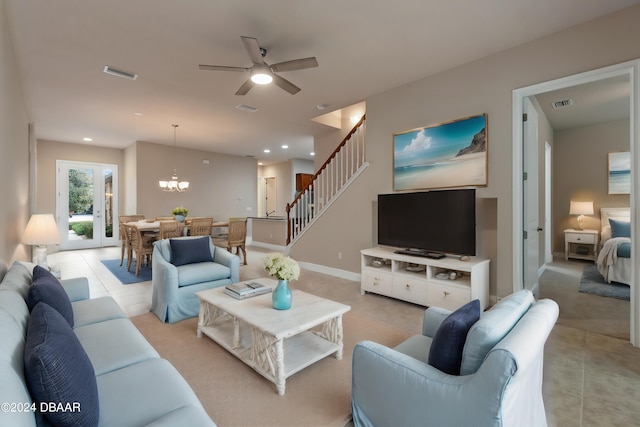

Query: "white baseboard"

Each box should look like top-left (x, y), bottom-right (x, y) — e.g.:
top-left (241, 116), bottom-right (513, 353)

top-left (297, 261), bottom-right (361, 282)
top-left (247, 238), bottom-right (286, 253)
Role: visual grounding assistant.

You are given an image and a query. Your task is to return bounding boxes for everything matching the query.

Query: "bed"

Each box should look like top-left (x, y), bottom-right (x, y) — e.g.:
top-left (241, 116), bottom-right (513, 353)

top-left (597, 207), bottom-right (631, 285)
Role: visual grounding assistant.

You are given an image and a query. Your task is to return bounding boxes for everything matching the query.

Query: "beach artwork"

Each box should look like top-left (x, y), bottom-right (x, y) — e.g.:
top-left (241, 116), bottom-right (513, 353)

top-left (608, 151), bottom-right (630, 194)
top-left (393, 114), bottom-right (487, 191)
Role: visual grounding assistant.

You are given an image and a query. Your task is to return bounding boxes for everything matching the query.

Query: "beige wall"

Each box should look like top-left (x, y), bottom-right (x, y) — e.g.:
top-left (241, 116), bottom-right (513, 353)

top-left (123, 143), bottom-right (137, 214)
top-left (291, 5), bottom-right (640, 299)
top-left (0, 2), bottom-right (31, 263)
top-left (35, 140), bottom-right (125, 217)
top-left (313, 116), bottom-right (357, 172)
top-left (135, 141), bottom-right (257, 221)
top-left (34, 139), bottom-right (258, 239)
top-left (259, 162), bottom-right (293, 217)
top-left (552, 119), bottom-right (630, 252)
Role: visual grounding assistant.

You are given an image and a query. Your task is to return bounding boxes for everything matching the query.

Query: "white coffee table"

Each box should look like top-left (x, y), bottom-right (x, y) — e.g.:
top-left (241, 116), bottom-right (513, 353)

top-left (196, 278), bottom-right (351, 395)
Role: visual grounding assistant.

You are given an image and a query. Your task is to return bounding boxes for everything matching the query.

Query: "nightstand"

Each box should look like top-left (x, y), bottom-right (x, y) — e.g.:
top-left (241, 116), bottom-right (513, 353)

top-left (564, 229), bottom-right (599, 262)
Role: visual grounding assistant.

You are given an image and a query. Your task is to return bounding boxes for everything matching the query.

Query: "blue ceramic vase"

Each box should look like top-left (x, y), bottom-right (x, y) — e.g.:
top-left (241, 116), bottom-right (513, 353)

top-left (174, 214), bottom-right (185, 222)
top-left (272, 279), bottom-right (292, 310)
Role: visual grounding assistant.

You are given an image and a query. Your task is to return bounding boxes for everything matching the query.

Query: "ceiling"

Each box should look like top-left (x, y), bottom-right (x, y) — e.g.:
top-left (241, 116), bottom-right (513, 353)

top-left (5, 0), bottom-right (639, 164)
top-left (535, 75), bottom-right (631, 131)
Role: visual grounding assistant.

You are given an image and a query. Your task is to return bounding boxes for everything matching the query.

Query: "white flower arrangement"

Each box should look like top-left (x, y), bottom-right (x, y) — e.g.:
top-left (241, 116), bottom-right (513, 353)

top-left (263, 253), bottom-right (300, 281)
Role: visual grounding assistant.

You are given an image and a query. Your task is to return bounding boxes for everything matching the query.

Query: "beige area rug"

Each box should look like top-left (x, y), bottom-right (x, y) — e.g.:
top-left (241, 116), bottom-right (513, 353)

top-left (131, 310), bottom-right (411, 427)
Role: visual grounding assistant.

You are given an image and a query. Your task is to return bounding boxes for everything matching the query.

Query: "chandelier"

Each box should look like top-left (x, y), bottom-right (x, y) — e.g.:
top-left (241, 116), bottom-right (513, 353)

top-left (159, 124), bottom-right (189, 192)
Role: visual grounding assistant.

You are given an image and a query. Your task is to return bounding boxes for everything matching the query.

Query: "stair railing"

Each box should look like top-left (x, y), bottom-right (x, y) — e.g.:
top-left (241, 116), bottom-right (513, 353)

top-left (286, 115), bottom-right (367, 244)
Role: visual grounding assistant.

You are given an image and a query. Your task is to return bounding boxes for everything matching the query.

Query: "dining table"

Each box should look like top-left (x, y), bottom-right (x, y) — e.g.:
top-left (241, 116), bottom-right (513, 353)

top-left (124, 219), bottom-right (229, 235)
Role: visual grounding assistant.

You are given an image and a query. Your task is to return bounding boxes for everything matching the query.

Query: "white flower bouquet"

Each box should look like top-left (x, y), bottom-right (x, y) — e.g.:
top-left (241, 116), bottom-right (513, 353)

top-left (263, 253), bottom-right (300, 281)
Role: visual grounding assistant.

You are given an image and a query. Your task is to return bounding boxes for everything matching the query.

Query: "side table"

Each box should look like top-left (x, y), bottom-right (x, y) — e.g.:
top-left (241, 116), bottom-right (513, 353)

top-left (564, 229), bottom-right (599, 262)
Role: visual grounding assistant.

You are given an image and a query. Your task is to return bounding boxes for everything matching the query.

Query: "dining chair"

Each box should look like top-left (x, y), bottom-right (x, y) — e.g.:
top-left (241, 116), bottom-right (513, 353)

top-left (155, 216), bottom-right (174, 221)
top-left (189, 217), bottom-right (214, 237)
top-left (126, 224), bottom-right (156, 276)
top-left (118, 214), bottom-right (144, 266)
top-left (213, 217), bottom-right (247, 265)
top-left (158, 220), bottom-right (183, 240)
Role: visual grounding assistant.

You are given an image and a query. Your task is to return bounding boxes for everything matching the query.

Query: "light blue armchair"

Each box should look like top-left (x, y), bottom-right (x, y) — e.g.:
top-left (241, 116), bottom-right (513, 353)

top-left (351, 290), bottom-right (559, 427)
top-left (151, 236), bottom-right (240, 323)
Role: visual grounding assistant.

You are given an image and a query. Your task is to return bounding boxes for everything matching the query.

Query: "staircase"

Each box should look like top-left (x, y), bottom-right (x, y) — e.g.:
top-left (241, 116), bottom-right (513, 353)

top-left (286, 115), bottom-right (368, 245)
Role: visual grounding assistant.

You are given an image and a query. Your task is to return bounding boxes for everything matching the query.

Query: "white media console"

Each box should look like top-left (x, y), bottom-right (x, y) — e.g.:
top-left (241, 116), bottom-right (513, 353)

top-left (360, 246), bottom-right (490, 311)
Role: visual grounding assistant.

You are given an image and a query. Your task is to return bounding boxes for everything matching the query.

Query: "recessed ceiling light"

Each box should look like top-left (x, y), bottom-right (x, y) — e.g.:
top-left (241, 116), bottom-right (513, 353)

top-left (133, 112), bottom-right (143, 116)
top-left (83, 137), bottom-right (93, 142)
top-left (310, 152), bottom-right (315, 156)
top-left (316, 104), bottom-right (328, 110)
top-left (263, 149), bottom-right (270, 153)
top-left (258, 162), bottom-right (264, 166)
top-left (281, 145), bottom-right (288, 149)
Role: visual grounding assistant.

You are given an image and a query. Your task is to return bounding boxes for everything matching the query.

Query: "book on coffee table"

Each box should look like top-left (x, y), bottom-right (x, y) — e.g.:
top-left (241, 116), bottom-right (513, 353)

top-left (225, 281), bottom-right (272, 299)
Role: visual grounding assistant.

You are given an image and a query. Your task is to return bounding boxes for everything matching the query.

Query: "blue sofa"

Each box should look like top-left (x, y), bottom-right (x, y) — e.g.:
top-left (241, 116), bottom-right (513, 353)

top-left (351, 290), bottom-right (559, 427)
top-left (151, 236), bottom-right (240, 323)
top-left (0, 260), bottom-right (216, 427)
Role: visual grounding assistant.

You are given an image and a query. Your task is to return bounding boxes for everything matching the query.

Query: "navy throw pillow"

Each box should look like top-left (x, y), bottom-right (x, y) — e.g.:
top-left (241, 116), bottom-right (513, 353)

top-left (24, 302), bottom-right (99, 427)
top-left (27, 265), bottom-right (74, 327)
top-left (609, 218), bottom-right (631, 238)
top-left (428, 299), bottom-right (481, 375)
top-left (170, 237), bottom-right (213, 266)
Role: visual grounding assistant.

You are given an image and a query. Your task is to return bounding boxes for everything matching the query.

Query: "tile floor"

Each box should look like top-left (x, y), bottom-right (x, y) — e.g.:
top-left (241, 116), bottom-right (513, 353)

top-left (48, 247), bottom-right (640, 426)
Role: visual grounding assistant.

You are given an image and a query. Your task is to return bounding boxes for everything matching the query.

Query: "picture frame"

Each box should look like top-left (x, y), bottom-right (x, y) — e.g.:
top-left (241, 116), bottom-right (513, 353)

top-left (393, 114), bottom-right (487, 191)
top-left (608, 151), bottom-right (630, 194)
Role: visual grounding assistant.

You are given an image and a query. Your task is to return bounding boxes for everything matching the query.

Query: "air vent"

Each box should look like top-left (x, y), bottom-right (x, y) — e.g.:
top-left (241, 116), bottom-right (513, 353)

top-left (236, 104), bottom-right (258, 113)
top-left (103, 65), bottom-right (138, 80)
top-left (552, 99), bottom-right (573, 109)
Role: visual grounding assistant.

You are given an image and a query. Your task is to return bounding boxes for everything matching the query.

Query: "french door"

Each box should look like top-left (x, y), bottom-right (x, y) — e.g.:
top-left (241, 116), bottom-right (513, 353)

top-left (56, 161), bottom-right (118, 249)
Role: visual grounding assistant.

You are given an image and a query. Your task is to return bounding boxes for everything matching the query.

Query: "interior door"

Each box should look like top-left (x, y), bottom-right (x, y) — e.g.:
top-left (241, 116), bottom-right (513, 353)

top-left (57, 160), bottom-right (118, 250)
top-left (265, 177), bottom-right (277, 216)
top-left (523, 97), bottom-right (540, 292)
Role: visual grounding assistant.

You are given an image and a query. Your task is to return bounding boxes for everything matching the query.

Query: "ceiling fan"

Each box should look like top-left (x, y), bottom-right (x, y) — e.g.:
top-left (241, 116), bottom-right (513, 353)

top-left (199, 36), bottom-right (318, 95)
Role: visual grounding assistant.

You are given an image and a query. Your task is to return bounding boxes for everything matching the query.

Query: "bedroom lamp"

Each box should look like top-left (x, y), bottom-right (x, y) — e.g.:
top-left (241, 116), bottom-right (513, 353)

top-left (22, 214), bottom-right (61, 269)
top-left (569, 201), bottom-right (594, 230)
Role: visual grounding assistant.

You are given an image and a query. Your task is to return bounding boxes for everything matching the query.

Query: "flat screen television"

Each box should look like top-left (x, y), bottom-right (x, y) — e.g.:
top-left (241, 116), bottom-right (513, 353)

top-left (377, 189), bottom-right (476, 257)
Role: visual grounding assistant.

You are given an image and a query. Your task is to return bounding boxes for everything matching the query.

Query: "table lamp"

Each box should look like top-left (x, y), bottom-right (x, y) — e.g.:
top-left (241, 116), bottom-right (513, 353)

top-left (22, 214), bottom-right (61, 269)
top-left (569, 201), bottom-right (594, 230)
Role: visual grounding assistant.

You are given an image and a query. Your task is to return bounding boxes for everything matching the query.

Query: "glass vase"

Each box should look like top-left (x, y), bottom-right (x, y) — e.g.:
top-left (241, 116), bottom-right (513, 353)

top-left (272, 279), bottom-right (292, 310)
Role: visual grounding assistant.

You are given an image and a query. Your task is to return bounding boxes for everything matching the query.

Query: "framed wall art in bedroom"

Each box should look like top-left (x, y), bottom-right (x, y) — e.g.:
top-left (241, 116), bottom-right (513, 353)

top-left (608, 151), bottom-right (630, 194)
top-left (393, 114), bottom-right (487, 191)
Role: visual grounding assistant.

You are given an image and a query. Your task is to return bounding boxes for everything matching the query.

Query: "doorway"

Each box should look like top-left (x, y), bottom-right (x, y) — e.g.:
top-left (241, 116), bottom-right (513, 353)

top-left (513, 60), bottom-right (639, 346)
top-left (56, 160), bottom-right (118, 250)
top-left (264, 177), bottom-right (277, 216)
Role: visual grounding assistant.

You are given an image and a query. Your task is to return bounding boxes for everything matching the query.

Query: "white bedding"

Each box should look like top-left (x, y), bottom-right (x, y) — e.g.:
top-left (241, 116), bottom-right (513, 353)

top-left (597, 237), bottom-right (631, 284)
top-left (597, 207), bottom-right (632, 285)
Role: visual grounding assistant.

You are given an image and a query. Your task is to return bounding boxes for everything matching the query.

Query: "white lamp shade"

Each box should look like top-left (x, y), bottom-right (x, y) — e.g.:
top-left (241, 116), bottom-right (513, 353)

top-left (569, 201), bottom-right (594, 216)
top-left (22, 214), bottom-right (61, 245)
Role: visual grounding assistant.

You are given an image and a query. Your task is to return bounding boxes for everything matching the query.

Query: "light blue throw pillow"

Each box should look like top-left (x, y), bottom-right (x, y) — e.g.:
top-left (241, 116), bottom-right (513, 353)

top-left (460, 289), bottom-right (534, 375)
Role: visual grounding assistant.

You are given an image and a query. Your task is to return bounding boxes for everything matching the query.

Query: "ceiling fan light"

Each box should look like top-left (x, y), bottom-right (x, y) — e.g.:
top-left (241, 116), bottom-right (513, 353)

top-left (251, 66), bottom-right (273, 84)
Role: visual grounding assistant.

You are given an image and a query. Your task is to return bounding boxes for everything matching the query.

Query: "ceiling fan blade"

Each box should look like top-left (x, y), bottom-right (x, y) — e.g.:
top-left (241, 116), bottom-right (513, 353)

top-left (272, 74), bottom-right (301, 95)
top-left (241, 36), bottom-right (265, 65)
top-left (199, 64), bottom-right (249, 72)
top-left (235, 79), bottom-right (255, 95)
top-left (270, 57), bottom-right (318, 73)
